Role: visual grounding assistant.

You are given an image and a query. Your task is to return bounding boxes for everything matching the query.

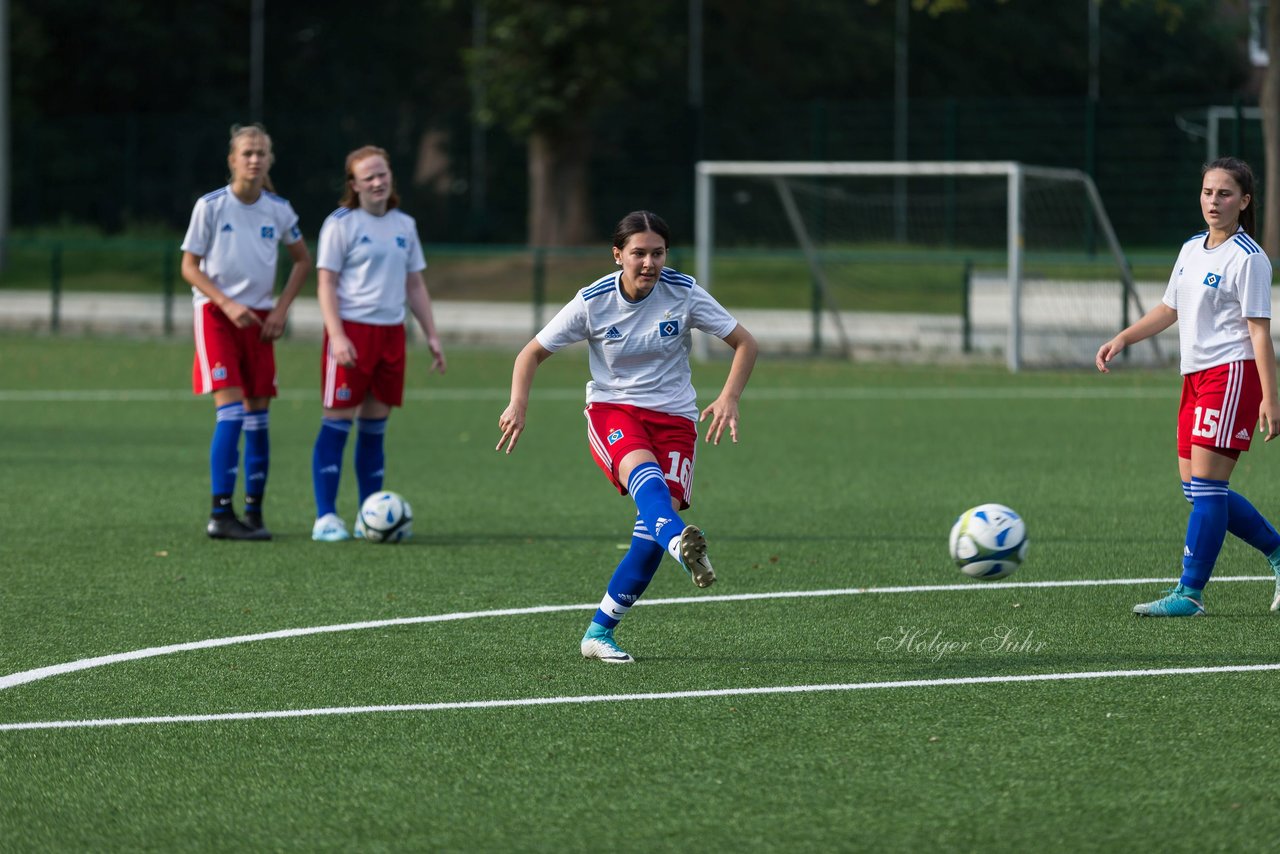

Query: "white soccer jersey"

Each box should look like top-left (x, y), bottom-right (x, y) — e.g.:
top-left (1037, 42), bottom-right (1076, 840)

top-left (316, 207), bottom-right (427, 325)
top-left (1162, 228), bottom-right (1273, 375)
top-left (180, 186), bottom-right (303, 310)
top-left (536, 268), bottom-right (740, 421)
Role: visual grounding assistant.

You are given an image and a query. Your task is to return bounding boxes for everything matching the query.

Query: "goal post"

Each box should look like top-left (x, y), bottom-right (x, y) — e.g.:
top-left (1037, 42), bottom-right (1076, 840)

top-left (694, 160), bottom-right (1157, 371)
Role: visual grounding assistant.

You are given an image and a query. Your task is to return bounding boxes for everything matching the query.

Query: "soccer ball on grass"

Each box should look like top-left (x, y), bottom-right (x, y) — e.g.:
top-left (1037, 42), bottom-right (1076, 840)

top-left (359, 491), bottom-right (413, 543)
top-left (948, 503), bottom-right (1028, 580)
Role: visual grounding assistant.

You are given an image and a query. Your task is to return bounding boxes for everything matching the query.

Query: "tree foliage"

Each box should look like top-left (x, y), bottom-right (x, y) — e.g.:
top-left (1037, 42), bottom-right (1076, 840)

top-left (5, 0), bottom-right (1262, 242)
top-left (462, 0), bottom-right (680, 136)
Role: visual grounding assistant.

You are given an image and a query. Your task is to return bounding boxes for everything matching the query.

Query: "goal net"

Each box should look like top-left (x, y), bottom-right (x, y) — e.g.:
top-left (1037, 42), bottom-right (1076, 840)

top-left (693, 161), bottom-right (1165, 370)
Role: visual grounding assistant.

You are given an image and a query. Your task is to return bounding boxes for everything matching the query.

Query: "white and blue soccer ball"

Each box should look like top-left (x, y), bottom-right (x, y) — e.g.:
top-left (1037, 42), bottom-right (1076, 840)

top-left (359, 491), bottom-right (414, 544)
top-left (948, 503), bottom-right (1028, 580)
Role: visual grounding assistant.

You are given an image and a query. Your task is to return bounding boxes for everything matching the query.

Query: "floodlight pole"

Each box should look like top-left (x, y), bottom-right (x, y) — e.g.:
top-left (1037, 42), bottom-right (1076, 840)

top-left (250, 0), bottom-right (265, 121)
top-left (893, 0), bottom-right (909, 243)
top-left (0, 0), bottom-right (8, 271)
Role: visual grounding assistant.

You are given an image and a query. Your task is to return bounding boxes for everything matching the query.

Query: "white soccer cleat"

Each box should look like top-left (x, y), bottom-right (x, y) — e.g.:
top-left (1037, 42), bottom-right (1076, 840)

top-left (677, 524), bottom-right (715, 588)
top-left (580, 625), bottom-right (634, 664)
top-left (311, 513), bottom-right (350, 542)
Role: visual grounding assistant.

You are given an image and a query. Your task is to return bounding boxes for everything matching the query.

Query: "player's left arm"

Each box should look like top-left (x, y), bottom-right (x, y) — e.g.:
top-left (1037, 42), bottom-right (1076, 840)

top-left (405, 270), bottom-right (446, 374)
top-left (699, 323), bottom-right (759, 445)
top-left (1247, 316), bottom-right (1279, 442)
top-left (262, 238), bottom-right (313, 341)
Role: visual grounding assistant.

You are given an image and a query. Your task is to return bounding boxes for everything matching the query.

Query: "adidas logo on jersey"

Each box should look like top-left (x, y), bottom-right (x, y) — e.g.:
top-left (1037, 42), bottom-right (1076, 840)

top-left (221, 223), bottom-right (234, 232)
top-left (604, 326), bottom-right (622, 339)
top-left (1237, 428), bottom-right (1252, 440)
top-left (359, 235), bottom-right (372, 244)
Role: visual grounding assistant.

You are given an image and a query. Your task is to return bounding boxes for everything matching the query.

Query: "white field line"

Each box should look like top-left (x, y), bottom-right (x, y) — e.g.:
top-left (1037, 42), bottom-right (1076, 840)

top-left (5, 663), bottom-right (1280, 732)
top-left (0, 386), bottom-right (1173, 403)
top-left (0, 576), bottom-right (1268, 693)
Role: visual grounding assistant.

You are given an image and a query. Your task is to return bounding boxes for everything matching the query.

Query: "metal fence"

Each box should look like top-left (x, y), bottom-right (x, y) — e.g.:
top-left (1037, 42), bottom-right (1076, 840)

top-left (12, 95), bottom-right (1267, 249)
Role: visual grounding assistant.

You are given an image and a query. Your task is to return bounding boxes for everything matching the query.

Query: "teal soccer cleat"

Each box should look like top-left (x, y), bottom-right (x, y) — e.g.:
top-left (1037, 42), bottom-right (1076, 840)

top-left (676, 524), bottom-right (715, 588)
top-left (1133, 583), bottom-right (1205, 617)
top-left (580, 624), bottom-right (634, 664)
top-left (1271, 567), bottom-right (1280, 613)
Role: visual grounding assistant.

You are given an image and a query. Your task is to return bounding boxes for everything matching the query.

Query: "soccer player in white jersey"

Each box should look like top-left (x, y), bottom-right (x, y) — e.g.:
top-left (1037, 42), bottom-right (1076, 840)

top-left (1097, 157), bottom-right (1280, 616)
top-left (310, 145), bottom-right (446, 541)
top-left (497, 211), bottom-right (759, 662)
top-left (181, 123), bottom-right (312, 541)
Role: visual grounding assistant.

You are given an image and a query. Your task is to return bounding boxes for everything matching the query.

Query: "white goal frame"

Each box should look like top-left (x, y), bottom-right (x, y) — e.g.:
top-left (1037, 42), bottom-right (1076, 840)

top-left (694, 160), bottom-right (1146, 371)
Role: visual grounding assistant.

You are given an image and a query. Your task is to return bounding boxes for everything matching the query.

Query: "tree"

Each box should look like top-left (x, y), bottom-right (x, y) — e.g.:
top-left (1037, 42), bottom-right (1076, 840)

top-left (463, 1), bottom-right (679, 246)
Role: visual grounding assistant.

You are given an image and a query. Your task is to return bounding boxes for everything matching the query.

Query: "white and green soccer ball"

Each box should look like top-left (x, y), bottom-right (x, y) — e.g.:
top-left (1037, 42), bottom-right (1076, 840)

top-left (359, 491), bottom-right (414, 544)
top-left (948, 503), bottom-right (1028, 580)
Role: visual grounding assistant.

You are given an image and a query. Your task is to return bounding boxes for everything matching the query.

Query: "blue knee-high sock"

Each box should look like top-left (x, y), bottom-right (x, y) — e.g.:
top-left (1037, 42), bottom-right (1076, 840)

top-left (312, 417), bottom-right (352, 518)
top-left (1181, 477), bottom-right (1230, 591)
top-left (242, 409), bottom-right (269, 509)
top-left (1182, 480), bottom-right (1280, 561)
top-left (1227, 490), bottom-right (1280, 558)
top-left (626, 462), bottom-right (685, 553)
top-left (210, 402), bottom-right (245, 515)
top-left (355, 417), bottom-right (388, 508)
top-left (592, 517), bottom-right (666, 629)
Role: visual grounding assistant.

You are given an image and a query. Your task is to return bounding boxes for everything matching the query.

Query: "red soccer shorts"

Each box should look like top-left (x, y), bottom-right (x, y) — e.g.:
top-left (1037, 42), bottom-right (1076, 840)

top-left (192, 304), bottom-right (277, 398)
top-left (1178, 359), bottom-right (1262, 459)
top-left (321, 321), bottom-right (406, 409)
top-left (585, 402), bottom-right (698, 510)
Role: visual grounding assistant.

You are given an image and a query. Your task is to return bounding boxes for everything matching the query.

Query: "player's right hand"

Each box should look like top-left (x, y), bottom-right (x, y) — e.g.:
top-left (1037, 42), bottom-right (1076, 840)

top-left (330, 335), bottom-right (357, 367)
top-left (221, 300), bottom-right (262, 330)
top-left (1095, 337), bottom-right (1125, 373)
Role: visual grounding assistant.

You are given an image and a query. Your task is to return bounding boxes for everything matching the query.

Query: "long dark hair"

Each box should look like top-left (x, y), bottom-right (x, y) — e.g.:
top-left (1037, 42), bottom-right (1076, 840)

top-left (612, 210), bottom-right (670, 250)
top-left (1204, 156), bottom-right (1256, 237)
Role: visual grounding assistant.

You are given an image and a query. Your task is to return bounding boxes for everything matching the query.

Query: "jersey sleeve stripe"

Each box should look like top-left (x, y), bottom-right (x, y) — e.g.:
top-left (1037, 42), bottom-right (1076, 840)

top-left (660, 268), bottom-right (695, 288)
top-left (1233, 233), bottom-right (1262, 254)
top-left (583, 277), bottom-right (617, 301)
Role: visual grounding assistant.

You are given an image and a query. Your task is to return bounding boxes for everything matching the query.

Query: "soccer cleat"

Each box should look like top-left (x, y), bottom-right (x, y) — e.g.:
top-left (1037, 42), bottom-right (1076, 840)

top-left (1133, 583), bottom-right (1205, 617)
top-left (353, 515), bottom-right (367, 540)
top-left (676, 524), bottom-right (715, 588)
top-left (311, 513), bottom-right (350, 542)
top-left (1271, 566), bottom-right (1280, 612)
top-left (206, 513), bottom-right (271, 541)
top-left (242, 511), bottom-right (273, 540)
top-left (581, 624), bottom-right (634, 664)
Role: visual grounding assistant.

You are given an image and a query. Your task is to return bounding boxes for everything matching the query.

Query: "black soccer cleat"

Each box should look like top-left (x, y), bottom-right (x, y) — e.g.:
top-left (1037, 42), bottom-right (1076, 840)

top-left (206, 514), bottom-right (272, 541)
top-left (243, 511), bottom-right (273, 540)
